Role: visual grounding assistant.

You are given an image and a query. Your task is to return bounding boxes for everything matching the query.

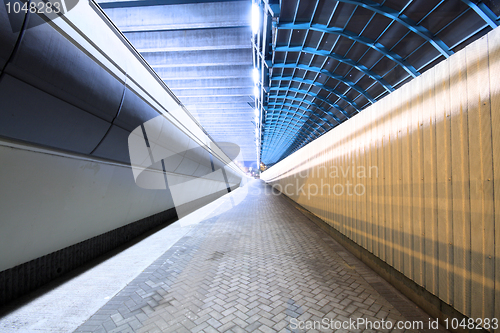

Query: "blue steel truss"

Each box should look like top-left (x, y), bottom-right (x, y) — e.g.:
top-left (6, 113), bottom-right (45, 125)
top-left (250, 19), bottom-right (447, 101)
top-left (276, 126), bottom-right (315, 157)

top-left (335, 0), bottom-right (453, 58)
top-left (460, 0), bottom-right (499, 29)
top-left (273, 46), bottom-right (395, 93)
top-left (271, 77), bottom-right (362, 112)
top-left (265, 114), bottom-right (324, 133)
top-left (272, 64), bottom-right (375, 102)
top-left (268, 97), bottom-right (342, 123)
top-left (262, 118), bottom-right (323, 155)
top-left (265, 106), bottom-right (335, 140)
top-left (264, 103), bottom-right (335, 156)
top-left (268, 92), bottom-right (348, 118)
top-left (266, 103), bottom-right (337, 124)
top-left (269, 86), bottom-right (355, 116)
top-left (259, 0), bottom-right (500, 167)
top-left (277, 22), bottom-right (420, 77)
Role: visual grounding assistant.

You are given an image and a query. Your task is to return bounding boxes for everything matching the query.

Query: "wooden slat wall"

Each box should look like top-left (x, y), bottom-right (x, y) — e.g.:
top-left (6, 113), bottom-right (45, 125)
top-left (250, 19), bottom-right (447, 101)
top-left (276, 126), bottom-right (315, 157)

top-left (261, 28), bottom-right (500, 322)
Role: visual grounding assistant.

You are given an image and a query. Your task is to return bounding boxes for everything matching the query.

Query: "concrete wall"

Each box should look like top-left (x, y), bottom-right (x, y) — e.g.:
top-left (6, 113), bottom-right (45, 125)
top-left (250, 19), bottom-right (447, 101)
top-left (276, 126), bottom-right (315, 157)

top-left (262, 27), bottom-right (500, 323)
top-left (0, 0), bottom-right (245, 305)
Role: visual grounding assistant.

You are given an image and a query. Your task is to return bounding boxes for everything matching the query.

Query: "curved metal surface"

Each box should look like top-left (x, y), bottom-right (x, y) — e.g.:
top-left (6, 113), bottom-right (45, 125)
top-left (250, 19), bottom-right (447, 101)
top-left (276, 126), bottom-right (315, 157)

top-left (269, 86), bottom-right (354, 117)
top-left (335, 0), bottom-right (453, 58)
top-left (269, 92), bottom-right (348, 117)
top-left (273, 46), bottom-right (395, 92)
top-left (261, 0), bottom-right (499, 166)
top-left (266, 103), bottom-right (338, 125)
top-left (0, 9), bottom-right (124, 154)
top-left (265, 117), bottom-right (327, 138)
top-left (261, 122), bottom-right (320, 156)
top-left (272, 63), bottom-right (375, 103)
top-left (0, 0), bottom-right (245, 277)
top-left (0, 5), bottom-right (26, 75)
top-left (268, 97), bottom-right (342, 123)
top-left (272, 76), bottom-right (364, 111)
top-left (277, 22), bottom-right (420, 78)
top-left (460, 0), bottom-right (499, 29)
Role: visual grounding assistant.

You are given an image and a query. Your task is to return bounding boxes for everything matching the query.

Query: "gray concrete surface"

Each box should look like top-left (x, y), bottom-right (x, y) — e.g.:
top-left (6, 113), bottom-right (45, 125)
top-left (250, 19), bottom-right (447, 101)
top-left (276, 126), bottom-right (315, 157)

top-left (0, 187), bottom-right (235, 332)
top-left (69, 180), bottom-right (441, 333)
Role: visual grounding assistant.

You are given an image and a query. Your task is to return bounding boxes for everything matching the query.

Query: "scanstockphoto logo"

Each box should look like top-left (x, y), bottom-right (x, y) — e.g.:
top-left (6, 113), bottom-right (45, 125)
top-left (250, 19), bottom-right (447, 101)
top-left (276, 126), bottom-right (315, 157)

top-left (3, 0), bottom-right (79, 33)
top-left (268, 164), bottom-right (379, 199)
top-left (128, 115), bottom-right (247, 220)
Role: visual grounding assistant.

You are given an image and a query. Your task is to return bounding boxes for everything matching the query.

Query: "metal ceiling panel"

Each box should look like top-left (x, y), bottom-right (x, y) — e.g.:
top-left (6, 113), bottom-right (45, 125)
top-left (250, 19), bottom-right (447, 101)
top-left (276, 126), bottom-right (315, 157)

top-left (256, 0), bottom-right (500, 167)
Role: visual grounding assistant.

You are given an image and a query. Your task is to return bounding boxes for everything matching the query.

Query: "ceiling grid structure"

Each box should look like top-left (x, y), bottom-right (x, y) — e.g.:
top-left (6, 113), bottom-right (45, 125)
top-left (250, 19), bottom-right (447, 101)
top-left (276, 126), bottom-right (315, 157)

top-left (97, 0), bottom-right (257, 167)
top-left (255, 0), bottom-right (500, 167)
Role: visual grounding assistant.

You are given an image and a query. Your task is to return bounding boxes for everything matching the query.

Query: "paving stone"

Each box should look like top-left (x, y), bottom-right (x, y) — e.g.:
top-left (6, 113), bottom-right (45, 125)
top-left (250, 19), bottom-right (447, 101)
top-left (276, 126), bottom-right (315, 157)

top-left (201, 325), bottom-right (218, 333)
top-left (74, 181), bottom-right (445, 333)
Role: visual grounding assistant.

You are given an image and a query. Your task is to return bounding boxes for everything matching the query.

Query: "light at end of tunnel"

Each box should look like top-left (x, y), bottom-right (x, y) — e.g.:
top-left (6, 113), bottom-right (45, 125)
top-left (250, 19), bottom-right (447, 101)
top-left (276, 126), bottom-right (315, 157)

top-left (254, 86), bottom-right (259, 98)
top-left (252, 3), bottom-right (260, 35)
top-left (252, 68), bottom-right (259, 84)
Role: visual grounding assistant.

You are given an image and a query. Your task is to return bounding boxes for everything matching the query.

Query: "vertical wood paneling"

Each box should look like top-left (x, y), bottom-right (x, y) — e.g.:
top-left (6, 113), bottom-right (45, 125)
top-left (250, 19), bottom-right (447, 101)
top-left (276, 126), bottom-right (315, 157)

top-left (367, 108), bottom-right (374, 253)
top-left (393, 89), bottom-right (403, 272)
top-left (401, 83), bottom-right (413, 278)
top-left (348, 122), bottom-right (354, 242)
top-left (488, 27), bottom-right (500, 320)
top-left (435, 60), bottom-right (453, 305)
top-left (328, 144), bottom-right (333, 227)
top-left (333, 144), bottom-right (337, 229)
top-left (478, 36), bottom-right (495, 320)
top-left (342, 133), bottom-right (347, 237)
top-left (263, 28), bottom-right (500, 321)
top-left (411, 76), bottom-right (422, 284)
top-left (466, 35), bottom-right (495, 319)
top-left (423, 67), bottom-right (438, 293)
top-left (379, 99), bottom-right (387, 262)
top-left (384, 96), bottom-right (393, 265)
top-left (360, 114), bottom-right (367, 250)
top-left (354, 117), bottom-right (360, 245)
top-left (467, 38), bottom-right (484, 319)
top-left (374, 103), bottom-right (381, 258)
top-left (448, 48), bottom-right (471, 316)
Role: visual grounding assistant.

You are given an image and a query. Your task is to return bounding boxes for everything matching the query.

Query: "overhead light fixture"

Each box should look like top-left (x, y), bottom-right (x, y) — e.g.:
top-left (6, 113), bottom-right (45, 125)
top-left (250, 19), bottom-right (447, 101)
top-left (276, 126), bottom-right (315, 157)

top-left (254, 86), bottom-right (259, 98)
top-left (252, 68), bottom-right (259, 84)
top-left (254, 108), bottom-right (259, 116)
top-left (251, 2), bottom-right (260, 35)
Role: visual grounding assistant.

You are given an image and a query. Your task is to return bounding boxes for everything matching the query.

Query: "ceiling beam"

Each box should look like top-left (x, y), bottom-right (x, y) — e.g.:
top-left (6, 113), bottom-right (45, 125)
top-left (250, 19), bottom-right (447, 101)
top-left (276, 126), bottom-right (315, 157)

top-left (273, 46), bottom-right (394, 92)
top-left (277, 22), bottom-right (420, 78)
top-left (99, 0), bottom-right (246, 9)
top-left (271, 63), bottom-right (374, 103)
top-left (267, 97), bottom-right (342, 123)
top-left (268, 90), bottom-right (348, 118)
top-left (270, 81), bottom-right (360, 113)
top-left (336, 0), bottom-right (453, 58)
top-left (460, 0), bottom-right (499, 29)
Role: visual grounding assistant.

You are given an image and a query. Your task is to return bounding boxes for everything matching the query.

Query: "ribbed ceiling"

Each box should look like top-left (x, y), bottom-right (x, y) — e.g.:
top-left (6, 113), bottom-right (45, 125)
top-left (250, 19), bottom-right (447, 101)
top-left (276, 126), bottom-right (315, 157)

top-left (259, 0), bottom-right (500, 167)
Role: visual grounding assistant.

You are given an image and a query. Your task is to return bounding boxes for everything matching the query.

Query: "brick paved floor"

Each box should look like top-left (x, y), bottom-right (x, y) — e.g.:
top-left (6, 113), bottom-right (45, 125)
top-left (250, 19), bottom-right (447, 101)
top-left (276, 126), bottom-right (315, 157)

top-left (75, 180), bottom-right (443, 333)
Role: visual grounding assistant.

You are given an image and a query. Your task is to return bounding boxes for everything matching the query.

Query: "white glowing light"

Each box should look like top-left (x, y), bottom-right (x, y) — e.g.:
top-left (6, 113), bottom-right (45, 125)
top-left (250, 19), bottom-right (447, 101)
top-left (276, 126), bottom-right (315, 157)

top-left (252, 68), bottom-right (259, 84)
top-left (254, 86), bottom-right (259, 98)
top-left (254, 108), bottom-right (259, 116)
top-left (252, 3), bottom-right (260, 35)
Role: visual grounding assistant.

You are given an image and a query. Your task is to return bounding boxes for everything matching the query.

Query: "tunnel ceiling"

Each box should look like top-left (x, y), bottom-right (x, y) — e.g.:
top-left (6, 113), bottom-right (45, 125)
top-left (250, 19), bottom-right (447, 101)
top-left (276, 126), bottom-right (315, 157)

top-left (97, 0), bottom-right (256, 167)
top-left (257, 0), bottom-right (500, 167)
top-left (95, 0), bottom-right (500, 170)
